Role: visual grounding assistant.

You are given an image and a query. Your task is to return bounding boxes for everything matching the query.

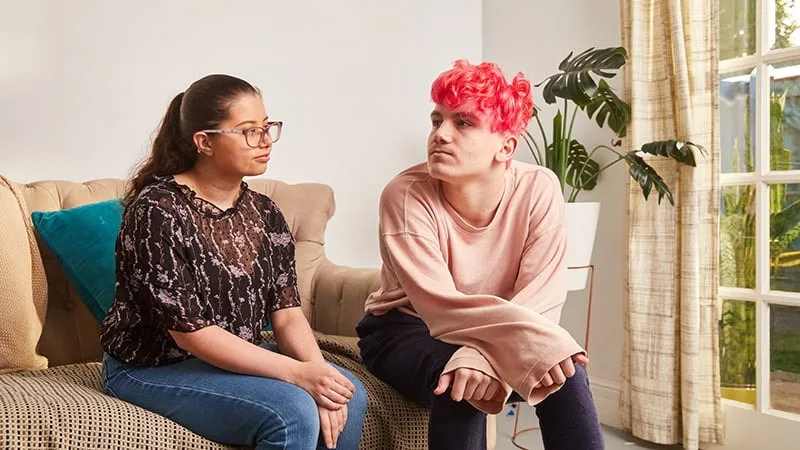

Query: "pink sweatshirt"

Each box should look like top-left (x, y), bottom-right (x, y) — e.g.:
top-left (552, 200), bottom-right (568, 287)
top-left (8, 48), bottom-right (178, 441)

top-left (364, 161), bottom-right (585, 414)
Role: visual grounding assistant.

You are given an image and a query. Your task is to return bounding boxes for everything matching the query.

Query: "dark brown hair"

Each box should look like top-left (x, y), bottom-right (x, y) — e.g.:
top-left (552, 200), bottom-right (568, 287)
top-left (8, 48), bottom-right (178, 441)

top-left (123, 74), bottom-right (260, 206)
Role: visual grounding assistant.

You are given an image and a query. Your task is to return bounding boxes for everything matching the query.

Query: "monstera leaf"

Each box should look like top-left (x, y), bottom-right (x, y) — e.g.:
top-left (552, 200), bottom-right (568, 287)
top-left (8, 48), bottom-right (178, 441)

top-left (537, 47), bottom-right (627, 106)
top-left (625, 154), bottom-right (675, 205)
top-left (639, 140), bottom-right (705, 166)
top-left (565, 140), bottom-right (600, 191)
top-left (622, 141), bottom-right (707, 205)
top-left (585, 80), bottom-right (631, 137)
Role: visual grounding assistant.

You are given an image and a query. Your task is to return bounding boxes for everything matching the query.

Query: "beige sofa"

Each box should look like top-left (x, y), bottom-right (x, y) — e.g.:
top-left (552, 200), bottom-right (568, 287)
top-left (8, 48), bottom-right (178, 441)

top-left (0, 176), bottom-right (498, 449)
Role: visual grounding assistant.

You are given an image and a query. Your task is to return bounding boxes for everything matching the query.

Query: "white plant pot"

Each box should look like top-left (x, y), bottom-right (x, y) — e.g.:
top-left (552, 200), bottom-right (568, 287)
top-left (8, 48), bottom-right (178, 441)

top-left (564, 202), bottom-right (600, 291)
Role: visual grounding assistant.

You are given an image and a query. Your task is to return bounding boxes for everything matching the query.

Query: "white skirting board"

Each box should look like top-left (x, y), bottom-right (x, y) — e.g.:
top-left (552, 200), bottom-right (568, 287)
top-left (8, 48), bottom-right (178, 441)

top-left (590, 376), bottom-right (800, 450)
top-left (589, 376), bottom-right (622, 429)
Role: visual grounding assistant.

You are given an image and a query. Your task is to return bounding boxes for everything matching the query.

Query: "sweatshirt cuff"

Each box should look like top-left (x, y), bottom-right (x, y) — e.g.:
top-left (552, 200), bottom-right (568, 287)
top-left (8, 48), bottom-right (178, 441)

top-left (442, 348), bottom-right (499, 378)
top-left (517, 339), bottom-right (585, 405)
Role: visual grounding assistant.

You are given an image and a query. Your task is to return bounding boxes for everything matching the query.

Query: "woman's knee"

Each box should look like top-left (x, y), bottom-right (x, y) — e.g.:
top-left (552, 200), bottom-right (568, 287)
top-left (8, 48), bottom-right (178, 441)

top-left (349, 375), bottom-right (368, 419)
top-left (336, 367), bottom-right (368, 418)
top-left (284, 391), bottom-right (321, 436)
top-left (254, 391), bottom-right (320, 449)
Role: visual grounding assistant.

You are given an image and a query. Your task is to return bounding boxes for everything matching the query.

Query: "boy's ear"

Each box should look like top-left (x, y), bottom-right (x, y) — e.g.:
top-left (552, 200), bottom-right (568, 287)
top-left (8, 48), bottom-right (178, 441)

top-left (496, 135), bottom-right (517, 163)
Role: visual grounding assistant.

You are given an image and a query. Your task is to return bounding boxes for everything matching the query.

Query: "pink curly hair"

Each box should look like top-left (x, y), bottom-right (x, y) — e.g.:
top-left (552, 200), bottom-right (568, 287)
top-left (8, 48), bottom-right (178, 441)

top-left (430, 59), bottom-right (534, 136)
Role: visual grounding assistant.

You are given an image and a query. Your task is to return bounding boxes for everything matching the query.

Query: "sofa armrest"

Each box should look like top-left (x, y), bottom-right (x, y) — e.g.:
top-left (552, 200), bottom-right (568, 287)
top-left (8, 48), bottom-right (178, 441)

top-left (312, 261), bottom-right (380, 337)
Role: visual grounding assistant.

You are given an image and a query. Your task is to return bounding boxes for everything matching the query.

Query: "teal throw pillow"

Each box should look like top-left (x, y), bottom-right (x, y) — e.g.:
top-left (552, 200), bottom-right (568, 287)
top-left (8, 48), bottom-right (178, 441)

top-left (32, 199), bottom-right (124, 323)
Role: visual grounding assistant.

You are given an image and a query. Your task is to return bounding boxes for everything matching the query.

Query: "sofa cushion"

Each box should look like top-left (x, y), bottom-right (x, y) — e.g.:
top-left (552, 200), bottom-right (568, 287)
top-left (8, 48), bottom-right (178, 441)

top-left (0, 363), bottom-right (239, 449)
top-left (31, 199), bottom-right (123, 324)
top-left (0, 334), bottom-right (429, 450)
top-left (0, 177), bottom-right (49, 373)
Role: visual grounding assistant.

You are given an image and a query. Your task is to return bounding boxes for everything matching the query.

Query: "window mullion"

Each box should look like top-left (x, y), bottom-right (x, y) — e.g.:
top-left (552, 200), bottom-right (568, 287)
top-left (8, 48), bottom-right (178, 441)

top-left (756, 297), bottom-right (772, 412)
top-left (755, 58), bottom-right (772, 411)
top-left (755, 60), bottom-right (769, 296)
top-left (764, 0), bottom-right (775, 54)
top-left (721, 172), bottom-right (760, 185)
top-left (755, 0), bottom-right (771, 414)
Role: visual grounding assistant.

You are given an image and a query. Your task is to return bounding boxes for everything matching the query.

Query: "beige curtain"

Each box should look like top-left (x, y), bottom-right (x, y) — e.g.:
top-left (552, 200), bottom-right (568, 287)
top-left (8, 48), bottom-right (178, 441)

top-left (620, 0), bottom-right (723, 448)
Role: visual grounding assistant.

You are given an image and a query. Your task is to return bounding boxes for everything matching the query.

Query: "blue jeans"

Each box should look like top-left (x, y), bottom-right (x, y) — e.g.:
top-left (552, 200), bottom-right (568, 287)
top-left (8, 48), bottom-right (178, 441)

top-left (102, 344), bottom-right (367, 450)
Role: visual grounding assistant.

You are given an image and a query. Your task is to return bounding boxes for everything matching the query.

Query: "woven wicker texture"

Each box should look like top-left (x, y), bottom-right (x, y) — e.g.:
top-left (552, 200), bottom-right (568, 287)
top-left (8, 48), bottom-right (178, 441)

top-left (0, 333), bottom-right (429, 449)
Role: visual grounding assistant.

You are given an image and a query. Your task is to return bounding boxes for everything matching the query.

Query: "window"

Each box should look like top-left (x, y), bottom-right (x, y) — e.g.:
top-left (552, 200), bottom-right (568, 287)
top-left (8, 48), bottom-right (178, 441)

top-left (720, 0), bottom-right (800, 418)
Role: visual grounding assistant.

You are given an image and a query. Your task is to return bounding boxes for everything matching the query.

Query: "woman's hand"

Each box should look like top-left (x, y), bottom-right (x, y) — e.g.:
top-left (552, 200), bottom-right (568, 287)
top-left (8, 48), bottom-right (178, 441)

top-left (290, 361), bottom-right (356, 410)
top-left (318, 404), bottom-right (347, 449)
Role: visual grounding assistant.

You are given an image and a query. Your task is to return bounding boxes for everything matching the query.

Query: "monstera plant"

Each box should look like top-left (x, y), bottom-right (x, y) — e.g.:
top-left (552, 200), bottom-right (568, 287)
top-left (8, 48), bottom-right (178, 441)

top-left (522, 46), bottom-right (706, 204)
top-left (522, 46), bottom-right (708, 292)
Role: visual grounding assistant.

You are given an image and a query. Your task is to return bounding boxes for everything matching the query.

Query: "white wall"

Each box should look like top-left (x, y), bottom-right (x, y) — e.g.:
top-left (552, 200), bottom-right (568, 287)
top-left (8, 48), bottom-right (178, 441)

top-left (0, 0), bottom-right (482, 269)
top-left (482, 0), bottom-right (626, 424)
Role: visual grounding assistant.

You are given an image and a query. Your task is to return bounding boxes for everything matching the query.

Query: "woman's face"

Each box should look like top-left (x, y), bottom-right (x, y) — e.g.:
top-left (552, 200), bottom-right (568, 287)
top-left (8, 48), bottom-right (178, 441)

top-left (197, 94), bottom-right (275, 178)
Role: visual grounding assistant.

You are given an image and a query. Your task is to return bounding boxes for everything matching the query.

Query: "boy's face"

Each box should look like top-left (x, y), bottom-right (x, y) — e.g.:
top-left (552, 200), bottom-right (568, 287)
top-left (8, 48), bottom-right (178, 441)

top-left (426, 105), bottom-right (516, 183)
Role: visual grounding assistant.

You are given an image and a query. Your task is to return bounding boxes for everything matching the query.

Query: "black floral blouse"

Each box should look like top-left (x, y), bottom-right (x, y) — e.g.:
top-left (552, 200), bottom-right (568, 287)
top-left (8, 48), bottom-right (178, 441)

top-left (100, 176), bottom-right (301, 366)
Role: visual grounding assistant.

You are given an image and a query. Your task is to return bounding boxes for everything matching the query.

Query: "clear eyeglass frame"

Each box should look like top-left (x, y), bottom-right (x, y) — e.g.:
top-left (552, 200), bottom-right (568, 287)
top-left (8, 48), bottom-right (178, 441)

top-left (202, 121), bottom-right (283, 147)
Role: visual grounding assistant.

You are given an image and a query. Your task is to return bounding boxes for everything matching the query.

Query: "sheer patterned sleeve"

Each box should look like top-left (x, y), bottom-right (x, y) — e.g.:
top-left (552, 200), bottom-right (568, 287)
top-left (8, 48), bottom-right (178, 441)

top-left (120, 201), bottom-right (210, 332)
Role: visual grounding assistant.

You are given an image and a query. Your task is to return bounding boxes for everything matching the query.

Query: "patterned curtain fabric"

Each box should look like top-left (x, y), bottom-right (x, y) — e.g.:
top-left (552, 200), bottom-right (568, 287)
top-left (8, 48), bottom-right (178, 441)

top-left (620, 0), bottom-right (724, 448)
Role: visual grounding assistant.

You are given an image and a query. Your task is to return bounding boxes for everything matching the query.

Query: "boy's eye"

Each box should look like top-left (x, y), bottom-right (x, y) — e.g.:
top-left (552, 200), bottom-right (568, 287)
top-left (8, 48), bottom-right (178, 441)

top-left (457, 120), bottom-right (471, 127)
top-left (431, 119), bottom-right (442, 127)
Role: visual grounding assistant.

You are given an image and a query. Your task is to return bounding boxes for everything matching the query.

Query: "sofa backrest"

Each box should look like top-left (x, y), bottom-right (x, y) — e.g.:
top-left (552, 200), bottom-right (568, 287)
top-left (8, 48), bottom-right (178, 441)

top-left (1, 177), bottom-right (335, 368)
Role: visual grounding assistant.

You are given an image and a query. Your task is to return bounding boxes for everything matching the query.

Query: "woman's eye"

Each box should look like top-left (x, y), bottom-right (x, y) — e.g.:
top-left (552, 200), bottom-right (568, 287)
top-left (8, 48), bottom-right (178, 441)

top-left (245, 128), bottom-right (259, 136)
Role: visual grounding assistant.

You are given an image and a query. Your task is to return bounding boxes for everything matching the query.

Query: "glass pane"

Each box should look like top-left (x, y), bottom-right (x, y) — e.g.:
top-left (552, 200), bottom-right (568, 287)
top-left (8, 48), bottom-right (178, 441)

top-left (721, 0), bottom-right (756, 59)
top-left (770, 1), bottom-right (800, 51)
top-left (721, 185), bottom-right (757, 288)
top-left (769, 61), bottom-right (800, 171)
top-left (770, 304), bottom-right (800, 414)
top-left (720, 299), bottom-right (757, 405)
top-left (721, 69), bottom-right (757, 173)
top-left (770, 183), bottom-right (800, 292)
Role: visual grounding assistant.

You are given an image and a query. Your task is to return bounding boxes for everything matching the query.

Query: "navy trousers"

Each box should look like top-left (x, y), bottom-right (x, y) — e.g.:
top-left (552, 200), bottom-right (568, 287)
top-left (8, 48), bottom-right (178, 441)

top-left (356, 309), bottom-right (604, 450)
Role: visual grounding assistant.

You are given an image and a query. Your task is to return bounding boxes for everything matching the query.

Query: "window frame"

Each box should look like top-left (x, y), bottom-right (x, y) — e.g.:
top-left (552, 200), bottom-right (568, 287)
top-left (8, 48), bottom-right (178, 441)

top-left (719, 0), bottom-right (800, 420)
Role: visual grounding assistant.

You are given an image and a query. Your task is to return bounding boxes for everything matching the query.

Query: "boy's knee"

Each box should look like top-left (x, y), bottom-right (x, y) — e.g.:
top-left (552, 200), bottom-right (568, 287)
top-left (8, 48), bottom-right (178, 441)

top-left (551, 363), bottom-right (593, 404)
top-left (430, 390), bottom-right (483, 417)
top-left (571, 363), bottom-right (589, 386)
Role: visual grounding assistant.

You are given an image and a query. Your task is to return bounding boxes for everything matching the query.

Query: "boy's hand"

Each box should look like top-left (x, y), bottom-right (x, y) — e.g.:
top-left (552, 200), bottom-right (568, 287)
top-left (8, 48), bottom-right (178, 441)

top-left (537, 353), bottom-right (588, 387)
top-left (434, 368), bottom-right (502, 402)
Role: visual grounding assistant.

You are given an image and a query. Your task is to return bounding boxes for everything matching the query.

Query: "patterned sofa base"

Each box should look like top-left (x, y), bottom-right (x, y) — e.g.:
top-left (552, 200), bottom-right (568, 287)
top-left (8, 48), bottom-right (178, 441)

top-left (0, 335), bottom-right (430, 449)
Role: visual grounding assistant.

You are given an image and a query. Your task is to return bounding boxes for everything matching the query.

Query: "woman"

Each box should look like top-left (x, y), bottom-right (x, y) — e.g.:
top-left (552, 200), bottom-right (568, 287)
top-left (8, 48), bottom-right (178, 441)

top-left (100, 74), bottom-right (367, 450)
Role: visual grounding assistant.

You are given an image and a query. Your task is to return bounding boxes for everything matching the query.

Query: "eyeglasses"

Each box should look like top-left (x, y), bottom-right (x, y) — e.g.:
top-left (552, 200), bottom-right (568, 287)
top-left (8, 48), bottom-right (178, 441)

top-left (202, 121), bottom-right (283, 148)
